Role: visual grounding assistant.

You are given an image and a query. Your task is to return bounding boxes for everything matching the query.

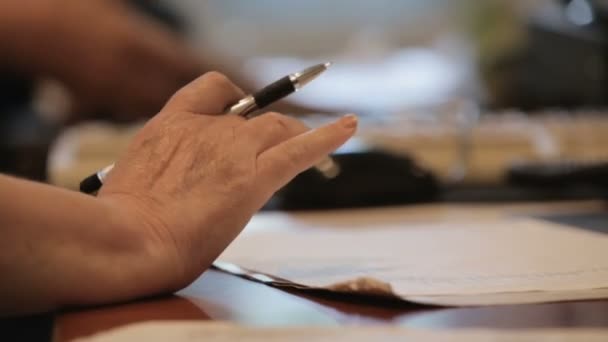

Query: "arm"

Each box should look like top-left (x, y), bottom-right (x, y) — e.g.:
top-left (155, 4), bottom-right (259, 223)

top-left (0, 175), bottom-right (173, 315)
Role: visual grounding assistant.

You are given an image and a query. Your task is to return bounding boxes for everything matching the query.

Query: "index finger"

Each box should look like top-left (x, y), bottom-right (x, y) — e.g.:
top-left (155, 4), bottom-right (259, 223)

top-left (256, 114), bottom-right (358, 191)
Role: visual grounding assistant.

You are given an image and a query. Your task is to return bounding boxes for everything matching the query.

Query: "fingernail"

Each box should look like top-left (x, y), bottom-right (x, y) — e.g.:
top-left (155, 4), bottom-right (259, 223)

top-left (340, 114), bottom-right (358, 129)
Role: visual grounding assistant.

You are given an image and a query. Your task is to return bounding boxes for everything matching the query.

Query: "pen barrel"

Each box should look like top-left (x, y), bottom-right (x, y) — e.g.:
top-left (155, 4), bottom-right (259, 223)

top-left (225, 95), bottom-right (257, 116)
top-left (315, 156), bottom-right (341, 179)
top-left (80, 174), bottom-right (102, 194)
top-left (253, 76), bottom-right (295, 109)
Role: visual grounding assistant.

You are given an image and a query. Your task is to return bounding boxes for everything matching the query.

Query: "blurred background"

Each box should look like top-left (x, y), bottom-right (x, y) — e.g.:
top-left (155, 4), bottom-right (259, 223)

top-left (2, 0), bottom-right (608, 208)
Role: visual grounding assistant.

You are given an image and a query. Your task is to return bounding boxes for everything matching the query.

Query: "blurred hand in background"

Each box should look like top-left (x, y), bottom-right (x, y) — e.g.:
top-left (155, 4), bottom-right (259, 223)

top-left (0, 0), bottom-right (203, 122)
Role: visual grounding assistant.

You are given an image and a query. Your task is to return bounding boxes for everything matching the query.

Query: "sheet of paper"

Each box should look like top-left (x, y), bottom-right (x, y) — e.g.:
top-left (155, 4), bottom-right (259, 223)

top-left (216, 214), bottom-right (608, 305)
top-left (76, 321), bottom-right (608, 342)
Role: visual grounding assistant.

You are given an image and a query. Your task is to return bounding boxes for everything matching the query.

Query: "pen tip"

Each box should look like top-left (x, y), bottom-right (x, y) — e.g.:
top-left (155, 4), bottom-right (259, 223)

top-left (324, 61), bottom-right (332, 68)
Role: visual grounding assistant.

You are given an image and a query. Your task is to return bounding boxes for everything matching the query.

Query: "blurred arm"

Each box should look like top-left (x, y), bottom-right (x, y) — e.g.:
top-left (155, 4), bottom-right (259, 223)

top-left (0, 0), bottom-right (51, 73)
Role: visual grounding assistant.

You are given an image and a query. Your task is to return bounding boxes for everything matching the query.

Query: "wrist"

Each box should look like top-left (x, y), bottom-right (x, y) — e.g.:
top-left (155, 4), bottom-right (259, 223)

top-left (94, 194), bottom-right (189, 296)
top-left (55, 195), bottom-right (181, 308)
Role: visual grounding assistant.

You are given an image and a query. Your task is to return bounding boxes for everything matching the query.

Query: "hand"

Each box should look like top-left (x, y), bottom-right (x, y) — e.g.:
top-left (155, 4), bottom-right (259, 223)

top-left (97, 72), bottom-right (357, 292)
top-left (2, 0), bottom-right (202, 121)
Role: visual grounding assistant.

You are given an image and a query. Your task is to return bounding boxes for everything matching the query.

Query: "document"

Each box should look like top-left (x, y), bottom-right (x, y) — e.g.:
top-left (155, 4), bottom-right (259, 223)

top-left (76, 321), bottom-right (608, 341)
top-left (215, 212), bottom-right (608, 306)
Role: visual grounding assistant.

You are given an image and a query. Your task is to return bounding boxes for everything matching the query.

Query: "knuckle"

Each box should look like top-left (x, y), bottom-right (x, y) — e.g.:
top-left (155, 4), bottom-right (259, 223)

top-left (223, 114), bottom-right (246, 127)
top-left (265, 111), bottom-right (283, 120)
top-left (265, 112), bottom-right (290, 132)
top-left (202, 71), bottom-right (232, 88)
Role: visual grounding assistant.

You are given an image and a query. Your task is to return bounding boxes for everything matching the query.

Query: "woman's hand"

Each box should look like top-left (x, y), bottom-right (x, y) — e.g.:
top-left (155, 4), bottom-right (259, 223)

top-left (98, 72), bottom-right (357, 292)
top-left (0, 71), bottom-right (355, 315)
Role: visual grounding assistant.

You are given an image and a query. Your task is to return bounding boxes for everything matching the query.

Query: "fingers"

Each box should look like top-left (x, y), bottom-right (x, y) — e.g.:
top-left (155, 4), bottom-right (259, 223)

top-left (239, 113), bottom-right (310, 154)
top-left (256, 114), bottom-right (358, 189)
top-left (164, 72), bottom-right (245, 114)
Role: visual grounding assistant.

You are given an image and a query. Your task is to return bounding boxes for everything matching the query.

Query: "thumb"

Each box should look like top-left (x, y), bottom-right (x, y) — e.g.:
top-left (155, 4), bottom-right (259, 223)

top-left (163, 72), bottom-right (245, 114)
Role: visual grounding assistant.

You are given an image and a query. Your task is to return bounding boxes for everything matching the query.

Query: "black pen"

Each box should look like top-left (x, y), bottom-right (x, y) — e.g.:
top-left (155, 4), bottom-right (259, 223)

top-left (79, 62), bottom-right (340, 194)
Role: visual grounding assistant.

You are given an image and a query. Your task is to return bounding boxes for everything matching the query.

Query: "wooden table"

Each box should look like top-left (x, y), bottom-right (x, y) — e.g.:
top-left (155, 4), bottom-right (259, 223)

top-left (53, 201), bottom-right (608, 341)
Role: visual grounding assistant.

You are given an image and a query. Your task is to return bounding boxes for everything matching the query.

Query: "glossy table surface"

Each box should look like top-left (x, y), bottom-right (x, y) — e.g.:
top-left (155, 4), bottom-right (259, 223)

top-left (53, 201), bottom-right (608, 341)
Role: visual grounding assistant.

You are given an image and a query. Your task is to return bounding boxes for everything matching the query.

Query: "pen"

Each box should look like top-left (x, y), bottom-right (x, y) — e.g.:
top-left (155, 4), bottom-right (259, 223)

top-left (79, 62), bottom-right (340, 194)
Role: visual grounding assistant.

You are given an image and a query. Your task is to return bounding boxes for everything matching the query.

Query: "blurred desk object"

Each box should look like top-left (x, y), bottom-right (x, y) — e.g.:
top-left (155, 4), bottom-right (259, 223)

top-left (215, 205), bottom-right (608, 306)
top-left (53, 200), bottom-right (608, 341)
top-left (358, 110), bottom-right (608, 184)
top-left (488, 0), bottom-right (608, 109)
top-left (0, 72), bottom-right (58, 181)
top-left (49, 109), bottom-right (608, 204)
top-left (355, 109), bottom-right (608, 201)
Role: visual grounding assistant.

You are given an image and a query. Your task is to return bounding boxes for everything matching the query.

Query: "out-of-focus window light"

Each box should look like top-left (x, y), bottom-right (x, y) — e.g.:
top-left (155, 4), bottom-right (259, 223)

top-left (176, 0), bottom-right (448, 57)
top-left (565, 0), bottom-right (594, 26)
top-left (171, 1), bottom-right (534, 113)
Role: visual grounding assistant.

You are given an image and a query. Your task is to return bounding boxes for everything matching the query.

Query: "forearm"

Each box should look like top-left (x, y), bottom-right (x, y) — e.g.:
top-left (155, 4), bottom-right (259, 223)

top-left (0, 175), bottom-right (165, 316)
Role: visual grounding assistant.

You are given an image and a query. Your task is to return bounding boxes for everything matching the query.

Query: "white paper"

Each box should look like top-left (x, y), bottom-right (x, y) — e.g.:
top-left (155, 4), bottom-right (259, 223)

top-left (216, 212), bottom-right (608, 305)
top-left (76, 321), bottom-right (608, 342)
